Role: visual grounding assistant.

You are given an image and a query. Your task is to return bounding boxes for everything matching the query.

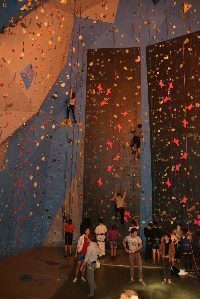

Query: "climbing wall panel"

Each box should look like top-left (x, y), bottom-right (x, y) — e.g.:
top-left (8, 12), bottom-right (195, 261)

top-left (83, 48), bottom-right (141, 225)
top-left (147, 31), bottom-right (200, 230)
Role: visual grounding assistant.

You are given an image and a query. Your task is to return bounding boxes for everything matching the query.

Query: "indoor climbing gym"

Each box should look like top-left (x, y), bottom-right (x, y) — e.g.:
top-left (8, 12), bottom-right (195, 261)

top-left (0, 1), bottom-right (199, 299)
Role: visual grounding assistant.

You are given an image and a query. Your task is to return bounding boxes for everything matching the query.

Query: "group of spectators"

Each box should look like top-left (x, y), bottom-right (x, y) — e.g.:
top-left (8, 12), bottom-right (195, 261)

top-left (64, 217), bottom-right (198, 297)
top-left (70, 219), bottom-right (146, 297)
top-left (144, 222), bottom-right (194, 274)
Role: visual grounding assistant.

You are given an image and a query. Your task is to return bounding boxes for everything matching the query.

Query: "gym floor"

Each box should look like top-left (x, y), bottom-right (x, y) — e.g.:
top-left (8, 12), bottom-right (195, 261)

top-left (52, 257), bottom-right (200, 299)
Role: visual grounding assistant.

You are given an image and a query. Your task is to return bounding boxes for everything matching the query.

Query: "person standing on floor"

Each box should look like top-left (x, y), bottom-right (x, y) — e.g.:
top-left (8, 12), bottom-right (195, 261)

top-left (80, 217), bottom-right (92, 235)
top-left (151, 221), bottom-right (162, 265)
top-left (173, 224), bottom-right (183, 263)
top-left (181, 231), bottom-right (193, 272)
top-left (66, 91), bottom-right (77, 124)
top-left (128, 219), bottom-right (139, 233)
top-left (80, 234), bottom-right (100, 298)
top-left (123, 228), bottom-right (145, 285)
top-left (114, 187), bottom-right (126, 225)
top-left (95, 218), bottom-right (107, 257)
top-left (144, 222), bottom-right (153, 262)
top-left (159, 233), bottom-right (175, 285)
top-left (64, 218), bottom-right (74, 256)
top-left (107, 224), bottom-right (121, 261)
top-left (73, 227), bottom-right (90, 283)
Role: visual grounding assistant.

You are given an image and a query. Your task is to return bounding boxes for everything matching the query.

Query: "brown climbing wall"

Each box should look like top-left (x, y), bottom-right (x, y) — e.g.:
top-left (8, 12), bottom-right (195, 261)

top-left (147, 31), bottom-right (200, 229)
top-left (83, 48), bottom-right (141, 226)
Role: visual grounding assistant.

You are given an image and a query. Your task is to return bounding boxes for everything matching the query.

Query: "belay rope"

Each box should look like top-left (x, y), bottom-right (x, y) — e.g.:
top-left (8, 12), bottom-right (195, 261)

top-left (68, 5), bottom-right (83, 217)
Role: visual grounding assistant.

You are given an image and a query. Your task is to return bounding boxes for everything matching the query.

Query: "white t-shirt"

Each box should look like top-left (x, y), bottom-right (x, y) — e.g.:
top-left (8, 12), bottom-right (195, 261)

top-left (95, 224), bottom-right (107, 235)
top-left (124, 235), bottom-right (142, 252)
top-left (84, 242), bottom-right (100, 264)
top-left (115, 191), bottom-right (126, 208)
top-left (116, 196), bottom-right (125, 208)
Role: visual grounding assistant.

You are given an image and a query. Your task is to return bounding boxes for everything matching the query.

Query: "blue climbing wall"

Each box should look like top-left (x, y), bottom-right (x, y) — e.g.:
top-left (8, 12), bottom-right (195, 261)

top-left (0, 12), bottom-right (86, 256)
top-left (0, 0), bottom-right (46, 29)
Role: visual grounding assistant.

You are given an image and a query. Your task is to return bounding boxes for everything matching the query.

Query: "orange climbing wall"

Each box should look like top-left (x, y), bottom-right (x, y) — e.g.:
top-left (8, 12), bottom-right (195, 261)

top-left (83, 48), bottom-right (141, 225)
top-left (0, 0), bottom-right (74, 144)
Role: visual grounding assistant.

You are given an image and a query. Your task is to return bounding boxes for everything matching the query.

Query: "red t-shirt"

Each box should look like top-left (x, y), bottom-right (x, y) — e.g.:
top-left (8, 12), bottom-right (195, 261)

top-left (108, 229), bottom-right (120, 240)
top-left (80, 236), bottom-right (89, 254)
top-left (65, 223), bottom-right (74, 233)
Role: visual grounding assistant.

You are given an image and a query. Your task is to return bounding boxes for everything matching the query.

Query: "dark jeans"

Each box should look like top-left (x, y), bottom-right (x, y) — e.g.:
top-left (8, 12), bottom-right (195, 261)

top-left (175, 242), bottom-right (181, 259)
top-left (145, 240), bottom-right (152, 261)
top-left (182, 253), bottom-right (192, 271)
top-left (116, 207), bottom-right (125, 224)
top-left (162, 258), bottom-right (171, 279)
top-left (67, 104), bottom-right (76, 122)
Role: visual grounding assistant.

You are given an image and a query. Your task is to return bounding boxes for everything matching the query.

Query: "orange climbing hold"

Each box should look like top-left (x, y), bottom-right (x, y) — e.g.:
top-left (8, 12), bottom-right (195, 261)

top-left (60, 119), bottom-right (73, 127)
top-left (183, 2), bottom-right (192, 13)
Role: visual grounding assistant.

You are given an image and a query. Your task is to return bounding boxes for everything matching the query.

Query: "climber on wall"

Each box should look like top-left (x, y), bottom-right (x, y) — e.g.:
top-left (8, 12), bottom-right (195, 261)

top-left (114, 187), bottom-right (127, 225)
top-left (130, 124), bottom-right (144, 158)
top-left (66, 90), bottom-right (77, 124)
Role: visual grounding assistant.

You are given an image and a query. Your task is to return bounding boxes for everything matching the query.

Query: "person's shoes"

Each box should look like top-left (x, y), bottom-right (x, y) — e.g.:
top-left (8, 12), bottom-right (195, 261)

top-left (129, 277), bottom-right (134, 283)
top-left (162, 280), bottom-right (167, 285)
top-left (168, 281), bottom-right (175, 285)
top-left (72, 277), bottom-right (77, 283)
top-left (81, 276), bottom-right (86, 282)
top-left (87, 294), bottom-right (94, 297)
top-left (139, 280), bottom-right (146, 286)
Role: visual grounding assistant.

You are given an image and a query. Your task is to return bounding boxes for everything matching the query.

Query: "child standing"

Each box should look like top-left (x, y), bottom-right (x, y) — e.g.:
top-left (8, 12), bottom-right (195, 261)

top-left (151, 221), bottom-right (162, 265)
top-left (64, 218), bottom-right (74, 256)
top-left (107, 224), bottom-right (121, 260)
